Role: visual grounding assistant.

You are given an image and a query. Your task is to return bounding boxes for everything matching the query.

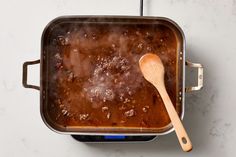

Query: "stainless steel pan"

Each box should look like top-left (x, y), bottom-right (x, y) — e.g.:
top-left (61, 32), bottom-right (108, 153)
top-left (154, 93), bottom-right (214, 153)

top-left (22, 15), bottom-right (203, 136)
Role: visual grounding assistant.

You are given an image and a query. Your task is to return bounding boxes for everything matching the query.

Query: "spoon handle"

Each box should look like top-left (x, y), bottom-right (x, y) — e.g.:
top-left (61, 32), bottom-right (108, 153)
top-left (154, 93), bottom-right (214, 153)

top-left (158, 85), bottom-right (192, 152)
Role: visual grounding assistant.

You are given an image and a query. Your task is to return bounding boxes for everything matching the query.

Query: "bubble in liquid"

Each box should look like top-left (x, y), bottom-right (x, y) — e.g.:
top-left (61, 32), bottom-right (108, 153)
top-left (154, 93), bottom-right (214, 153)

top-left (57, 36), bottom-right (65, 45)
top-left (67, 71), bottom-right (75, 82)
top-left (62, 109), bottom-right (68, 116)
top-left (146, 46), bottom-right (152, 51)
top-left (145, 32), bottom-right (154, 40)
top-left (102, 106), bottom-right (109, 112)
top-left (106, 112), bottom-right (111, 119)
top-left (54, 53), bottom-right (63, 70)
top-left (103, 97), bottom-right (106, 102)
top-left (92, 33), bottom-right (97, 40)
top-left (135, 31), bottom-right (141, 36)
top-left (145, 32), bottom-right (151, 37)
top-left (124, 109), bottom-right (135, 117)
top-left (104, 89), bottom-right (115, 101)
top-left (72, 48), bottom-right (79, 53)
top-left (54, 53), bottom-right (62, 61)
top-left (137, 43), bottom-right (143, 50)
top-left (123, 30), bottom-right (129, 36)
top-left (123, 98), bottom-right (130, 104)
top-left (119, 104), bottom-right (126, 110)
top-left (57, 36), bottom-right (69, 46)
top-left (79, 113), bottom-right (89, 120)
top-left (55, 62), bottom-right (63, 70)
top-left (114, 78), bottom-right (118, 83)
top-left (119, 93), bottom-right (125, 101)
top-left (142, 106), bottom-right (150, 113)
top-left (111, 44), bottom-right (116, 48)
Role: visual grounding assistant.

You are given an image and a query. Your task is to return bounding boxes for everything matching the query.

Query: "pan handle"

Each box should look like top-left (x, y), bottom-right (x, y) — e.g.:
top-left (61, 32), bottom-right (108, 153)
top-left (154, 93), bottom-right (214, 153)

top-left (22, 60), bottom-right (40, 90)
top-left (185, 61), bottom-right (203, 92)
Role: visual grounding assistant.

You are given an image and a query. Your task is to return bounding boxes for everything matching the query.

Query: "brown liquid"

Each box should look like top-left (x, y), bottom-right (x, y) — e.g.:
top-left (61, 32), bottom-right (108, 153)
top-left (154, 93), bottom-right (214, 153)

top-left (47, 23), bottom-right (177, 130)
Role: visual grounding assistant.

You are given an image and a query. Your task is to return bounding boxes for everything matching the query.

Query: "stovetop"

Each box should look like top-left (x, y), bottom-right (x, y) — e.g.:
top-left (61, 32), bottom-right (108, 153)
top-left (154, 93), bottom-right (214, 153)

top-left (71, 135), bottom-right (156, 142)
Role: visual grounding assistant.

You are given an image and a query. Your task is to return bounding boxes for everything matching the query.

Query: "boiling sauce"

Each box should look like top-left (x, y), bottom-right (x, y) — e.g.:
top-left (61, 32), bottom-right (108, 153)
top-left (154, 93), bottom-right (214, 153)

top-left (47, 23), bottom-right (178, 130)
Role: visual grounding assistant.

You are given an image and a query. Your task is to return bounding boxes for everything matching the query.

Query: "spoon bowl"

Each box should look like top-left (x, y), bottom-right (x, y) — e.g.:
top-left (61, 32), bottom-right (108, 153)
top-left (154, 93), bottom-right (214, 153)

top-left (139, 53), bottom-right (165, 89)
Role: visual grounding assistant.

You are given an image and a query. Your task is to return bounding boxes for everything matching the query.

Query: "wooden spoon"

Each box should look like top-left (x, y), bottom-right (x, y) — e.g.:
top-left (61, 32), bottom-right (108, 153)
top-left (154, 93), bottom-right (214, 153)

top-left (139, 53), bottom-right (192, 152)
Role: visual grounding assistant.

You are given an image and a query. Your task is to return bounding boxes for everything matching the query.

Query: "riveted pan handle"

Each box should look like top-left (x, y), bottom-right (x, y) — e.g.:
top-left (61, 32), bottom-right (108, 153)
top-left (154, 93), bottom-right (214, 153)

top-left (22, 60), bottom-right (40, 90)
top-left (185, 61), bottom-right (203, 92)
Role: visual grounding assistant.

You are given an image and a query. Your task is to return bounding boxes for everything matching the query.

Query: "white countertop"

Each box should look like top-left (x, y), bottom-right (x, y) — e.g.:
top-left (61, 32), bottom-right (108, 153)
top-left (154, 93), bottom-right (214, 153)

top-left (0, 0), bottom-right (236, 156)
